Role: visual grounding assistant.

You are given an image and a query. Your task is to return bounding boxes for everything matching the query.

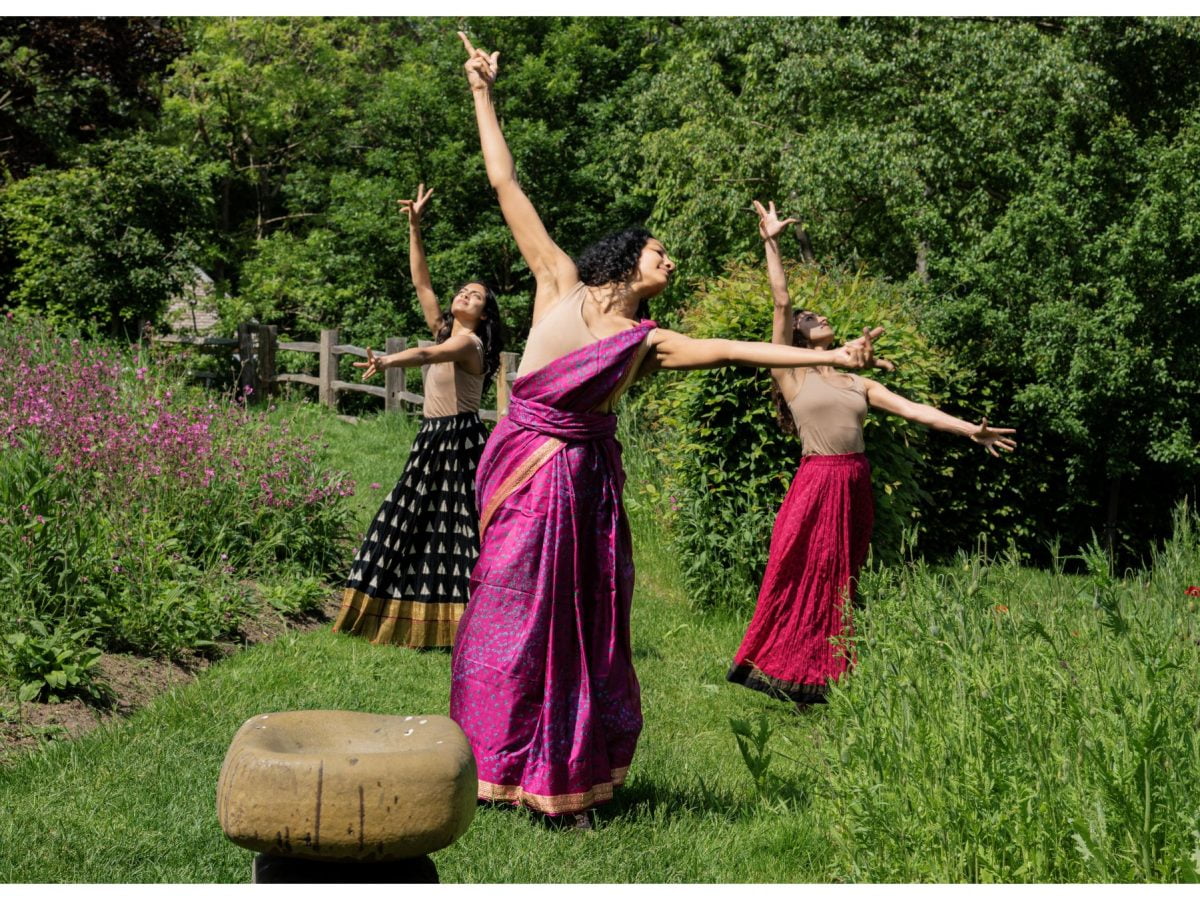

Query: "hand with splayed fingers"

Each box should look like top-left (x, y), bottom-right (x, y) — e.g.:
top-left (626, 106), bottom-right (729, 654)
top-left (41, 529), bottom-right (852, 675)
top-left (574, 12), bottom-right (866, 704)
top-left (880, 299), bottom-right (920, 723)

top-left (753, 199), bottom-right (798, 242)
top-left (398, 183), bottom-right (433, 225)
top-left (846, 326), bottom-right (896, 373)
top-left (354, 347), bottom-right (386, 381)
top-left (969, 418), bottom-right (1018, 457)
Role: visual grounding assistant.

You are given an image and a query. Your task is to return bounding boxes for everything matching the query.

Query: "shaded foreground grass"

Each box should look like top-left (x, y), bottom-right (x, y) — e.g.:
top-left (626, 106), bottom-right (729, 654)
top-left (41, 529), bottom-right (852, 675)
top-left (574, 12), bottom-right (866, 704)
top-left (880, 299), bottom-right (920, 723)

top-left (2, 401), bottom-right (1199, 881)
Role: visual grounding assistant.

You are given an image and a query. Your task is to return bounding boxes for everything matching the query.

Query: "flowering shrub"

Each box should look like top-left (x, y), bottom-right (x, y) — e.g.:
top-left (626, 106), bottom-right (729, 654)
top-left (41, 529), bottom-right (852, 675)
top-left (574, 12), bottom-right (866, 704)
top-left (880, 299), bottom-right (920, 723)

top-left (0, 315), bottom-right (355, 687)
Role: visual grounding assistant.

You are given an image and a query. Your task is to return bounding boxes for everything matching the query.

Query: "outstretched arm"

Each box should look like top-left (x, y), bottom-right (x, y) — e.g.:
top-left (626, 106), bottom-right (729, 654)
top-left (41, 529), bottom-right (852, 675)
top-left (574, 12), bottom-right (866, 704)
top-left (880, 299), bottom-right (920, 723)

top-left (862, 380), bottom-right (1017, 457)
top-left (398, 184), bottom-right (443, 337)
top-left (642, 328), bottom-right (878, 373)
top-left (459, 32), bottom-right (576, 321)
top-left (354, 333), bottom-right (483, 380)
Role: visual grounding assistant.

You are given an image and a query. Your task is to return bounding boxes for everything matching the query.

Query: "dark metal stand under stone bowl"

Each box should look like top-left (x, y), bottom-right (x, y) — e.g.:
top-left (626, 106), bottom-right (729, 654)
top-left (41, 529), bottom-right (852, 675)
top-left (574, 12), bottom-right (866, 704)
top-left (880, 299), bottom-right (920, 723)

top-left (217, 710), bottom-right (477, 883)
top-left (251, 852), bottom-right (439, 883)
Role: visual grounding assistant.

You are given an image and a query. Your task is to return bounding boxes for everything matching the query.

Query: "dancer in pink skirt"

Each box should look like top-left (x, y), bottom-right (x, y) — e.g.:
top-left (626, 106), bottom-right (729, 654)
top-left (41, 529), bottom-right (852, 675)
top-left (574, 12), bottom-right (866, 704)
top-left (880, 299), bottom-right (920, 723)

top-left (451, 37), bottom-right (886, 824)
top-left (728, 200), bottom-right (1018, 708)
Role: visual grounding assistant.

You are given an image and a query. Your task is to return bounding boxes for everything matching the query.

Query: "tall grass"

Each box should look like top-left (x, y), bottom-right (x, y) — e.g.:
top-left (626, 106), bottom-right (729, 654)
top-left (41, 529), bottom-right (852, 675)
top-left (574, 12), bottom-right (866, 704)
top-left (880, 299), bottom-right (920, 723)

top-left (804, 520), bottom-right (1200, 881)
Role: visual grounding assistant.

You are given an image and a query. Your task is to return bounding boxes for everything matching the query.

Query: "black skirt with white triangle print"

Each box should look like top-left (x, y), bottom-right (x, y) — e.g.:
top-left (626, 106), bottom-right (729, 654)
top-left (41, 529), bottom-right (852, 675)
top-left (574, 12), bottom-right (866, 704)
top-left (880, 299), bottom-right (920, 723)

top-left (344, 411), bottom-right (488, 613)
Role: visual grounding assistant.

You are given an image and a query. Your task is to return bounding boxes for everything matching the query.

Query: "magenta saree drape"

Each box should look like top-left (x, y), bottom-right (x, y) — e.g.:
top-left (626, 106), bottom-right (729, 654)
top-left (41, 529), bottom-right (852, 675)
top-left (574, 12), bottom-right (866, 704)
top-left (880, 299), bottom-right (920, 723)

top-left (450, 322), bottom-right (654, 815)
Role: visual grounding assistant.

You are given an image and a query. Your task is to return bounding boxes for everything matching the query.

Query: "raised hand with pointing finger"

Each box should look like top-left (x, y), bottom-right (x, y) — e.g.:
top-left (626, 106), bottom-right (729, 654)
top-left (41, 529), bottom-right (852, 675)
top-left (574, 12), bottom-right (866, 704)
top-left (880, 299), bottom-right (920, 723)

top-left (458, 31), bottom-right (499, 92)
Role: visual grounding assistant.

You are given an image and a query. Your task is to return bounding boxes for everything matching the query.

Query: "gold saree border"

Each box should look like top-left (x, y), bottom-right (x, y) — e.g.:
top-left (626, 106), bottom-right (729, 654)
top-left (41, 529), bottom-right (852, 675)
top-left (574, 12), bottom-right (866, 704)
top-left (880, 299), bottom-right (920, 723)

top-left (477, 436), bottom-right (565, 538)
top-left (477, 766), bottom-right (630, 814)
top-left (332, 587), bottom-right (463, 648)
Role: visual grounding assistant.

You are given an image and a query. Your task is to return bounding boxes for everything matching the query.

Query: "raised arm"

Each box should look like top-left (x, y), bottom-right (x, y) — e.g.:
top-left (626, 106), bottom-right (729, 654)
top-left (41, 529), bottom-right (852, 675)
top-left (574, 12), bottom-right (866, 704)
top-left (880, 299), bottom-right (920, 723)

top-left (398, 184), bottom-right (443, 337)
top-left (459, 32), bottom-right (576, 320)
top-left (354, 333), bottom-right (484, 380)
top-left (862, 380), bottom-right (1017, 457)
top-left (642, 328), bottom-right (878, 373)
top-left (754, 200), bottom-right (799, 348)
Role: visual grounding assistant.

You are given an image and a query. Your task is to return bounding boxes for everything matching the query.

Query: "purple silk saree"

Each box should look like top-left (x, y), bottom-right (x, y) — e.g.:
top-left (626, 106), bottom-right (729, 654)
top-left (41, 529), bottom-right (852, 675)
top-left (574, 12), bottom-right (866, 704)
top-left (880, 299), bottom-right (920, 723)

top-left (450, 321), bottom-right (655, 814)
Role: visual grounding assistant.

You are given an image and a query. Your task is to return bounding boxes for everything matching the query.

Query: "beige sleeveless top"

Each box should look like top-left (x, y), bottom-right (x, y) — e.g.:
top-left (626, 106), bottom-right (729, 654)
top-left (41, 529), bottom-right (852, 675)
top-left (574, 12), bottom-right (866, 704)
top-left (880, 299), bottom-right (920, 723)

top-left (515, 282), bottom-right (653, 414)
top-left (783, 369), bottom-right (868, 456)
top-left (515, 282), bottom-right (596, 378)
top-left (422, 333), bottom-right (485, 418)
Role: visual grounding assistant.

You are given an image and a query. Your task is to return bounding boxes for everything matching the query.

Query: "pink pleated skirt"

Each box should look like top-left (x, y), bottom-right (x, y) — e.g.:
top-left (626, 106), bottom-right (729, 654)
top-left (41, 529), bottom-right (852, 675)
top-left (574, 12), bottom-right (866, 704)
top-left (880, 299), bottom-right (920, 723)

top-left (728, 452), bottom-right (874, 704)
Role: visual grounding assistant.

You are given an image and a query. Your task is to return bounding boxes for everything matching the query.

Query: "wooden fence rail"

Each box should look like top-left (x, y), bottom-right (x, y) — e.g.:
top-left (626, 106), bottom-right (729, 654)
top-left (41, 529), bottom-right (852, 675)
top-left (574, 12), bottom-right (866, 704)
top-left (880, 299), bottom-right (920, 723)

top-left (151, 324), bottom-right (519, 421)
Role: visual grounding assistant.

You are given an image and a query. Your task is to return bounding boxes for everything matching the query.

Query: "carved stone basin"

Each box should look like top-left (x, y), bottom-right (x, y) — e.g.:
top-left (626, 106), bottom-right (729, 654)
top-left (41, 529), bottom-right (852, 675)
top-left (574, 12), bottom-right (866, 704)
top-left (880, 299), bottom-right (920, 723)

top-left (216, 710), bottom-right (477, 862)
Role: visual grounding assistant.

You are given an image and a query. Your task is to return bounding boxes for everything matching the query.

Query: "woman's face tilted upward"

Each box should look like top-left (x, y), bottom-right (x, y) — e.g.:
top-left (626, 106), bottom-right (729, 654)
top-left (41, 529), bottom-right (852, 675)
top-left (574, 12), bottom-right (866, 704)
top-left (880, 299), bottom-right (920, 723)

top-left (451, 282), bottom-right (489, 326)
top-left (631, 238), bottom-right (675, 298)
top-left (795, 310), bottom-right (834, 347)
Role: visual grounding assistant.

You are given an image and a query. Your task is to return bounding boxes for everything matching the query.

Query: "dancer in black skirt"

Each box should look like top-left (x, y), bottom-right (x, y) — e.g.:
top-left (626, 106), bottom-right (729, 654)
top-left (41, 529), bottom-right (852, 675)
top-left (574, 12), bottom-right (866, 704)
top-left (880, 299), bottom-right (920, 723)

top-left (333, 183), bottom-right (505, 647)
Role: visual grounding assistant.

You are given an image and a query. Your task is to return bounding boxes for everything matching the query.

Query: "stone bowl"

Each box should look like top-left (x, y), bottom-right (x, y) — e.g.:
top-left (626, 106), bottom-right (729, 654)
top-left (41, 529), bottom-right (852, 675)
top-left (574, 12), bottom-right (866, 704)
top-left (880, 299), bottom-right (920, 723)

top-left (216, 710), bottom-right (477, 862)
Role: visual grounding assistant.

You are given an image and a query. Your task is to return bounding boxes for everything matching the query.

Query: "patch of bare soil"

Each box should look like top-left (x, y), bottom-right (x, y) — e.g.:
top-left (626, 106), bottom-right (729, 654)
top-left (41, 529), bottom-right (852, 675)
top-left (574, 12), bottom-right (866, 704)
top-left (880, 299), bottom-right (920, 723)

top-left (0, 594), bottom-right (342, 764)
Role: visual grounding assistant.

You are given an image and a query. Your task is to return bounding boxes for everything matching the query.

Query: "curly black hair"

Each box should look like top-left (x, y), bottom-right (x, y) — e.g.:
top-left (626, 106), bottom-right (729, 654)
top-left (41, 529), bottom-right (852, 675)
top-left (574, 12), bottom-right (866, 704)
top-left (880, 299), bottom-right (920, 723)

top-left (575, 227), bottom-right (657, 320)
top-left (434, 281), bottom-right (505, 383)
top-left (575, 227), bottom-right (653, 286)
top-left (770, 309), bottom-right (815, 438)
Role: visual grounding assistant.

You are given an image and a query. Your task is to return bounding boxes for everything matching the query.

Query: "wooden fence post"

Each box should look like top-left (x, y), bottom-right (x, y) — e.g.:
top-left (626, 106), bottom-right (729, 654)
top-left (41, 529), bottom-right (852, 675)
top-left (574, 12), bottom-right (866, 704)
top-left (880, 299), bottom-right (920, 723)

top-left (385, 336), bottom-right (404, 415)
top-left (496, 351), bottom-right (518, 419)
top-left (237, 323), bottom-right (259, 401)
top-left (319, 328), bottom-right (338, 409)
top-left (257, 324), bottom-right (277, 399)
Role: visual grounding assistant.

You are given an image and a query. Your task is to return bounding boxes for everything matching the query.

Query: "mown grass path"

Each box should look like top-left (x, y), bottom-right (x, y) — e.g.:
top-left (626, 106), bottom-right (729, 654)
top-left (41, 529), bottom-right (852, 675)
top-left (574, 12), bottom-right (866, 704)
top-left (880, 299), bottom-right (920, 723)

top-left (2, 401), bottom-right (1198, 882)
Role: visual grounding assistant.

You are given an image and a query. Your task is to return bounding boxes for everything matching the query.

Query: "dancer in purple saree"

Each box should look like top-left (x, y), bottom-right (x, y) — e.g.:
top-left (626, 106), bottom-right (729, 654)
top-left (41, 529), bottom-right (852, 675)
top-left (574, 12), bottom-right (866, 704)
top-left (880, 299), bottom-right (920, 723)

top-left (451, 34), bottom-right (880, 820)
top-left (452, 315), bottom-right (653, 814)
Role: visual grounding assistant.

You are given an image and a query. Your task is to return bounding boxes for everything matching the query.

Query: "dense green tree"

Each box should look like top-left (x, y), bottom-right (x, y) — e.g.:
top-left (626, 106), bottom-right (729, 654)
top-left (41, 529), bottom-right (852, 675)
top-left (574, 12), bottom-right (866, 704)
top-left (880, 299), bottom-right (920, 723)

top-left (3, 15), bottom-right (1198, 558)
top-left (158, 16), bottom-right (675, 345)
top-left (624, 16), bottom-right (1200, 557)
top-left (0, 17), bottom-right (183, 178)
top-left (0, 136), bottom-right (213, 335)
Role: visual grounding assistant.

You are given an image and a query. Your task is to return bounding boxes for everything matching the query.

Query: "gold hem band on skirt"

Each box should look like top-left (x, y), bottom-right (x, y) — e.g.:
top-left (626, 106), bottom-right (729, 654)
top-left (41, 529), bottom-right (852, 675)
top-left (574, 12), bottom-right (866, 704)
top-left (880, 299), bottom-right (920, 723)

top-left (332, 587), bottom-right (464, 648)
top-left (476, 766), bottom-right (630, 814)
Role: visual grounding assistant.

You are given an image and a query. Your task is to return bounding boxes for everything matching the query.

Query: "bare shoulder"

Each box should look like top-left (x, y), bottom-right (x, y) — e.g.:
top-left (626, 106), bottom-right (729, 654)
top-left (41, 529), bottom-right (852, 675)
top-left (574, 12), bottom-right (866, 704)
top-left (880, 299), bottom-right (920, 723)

top-left (440, 332), bottom-right (476, 349)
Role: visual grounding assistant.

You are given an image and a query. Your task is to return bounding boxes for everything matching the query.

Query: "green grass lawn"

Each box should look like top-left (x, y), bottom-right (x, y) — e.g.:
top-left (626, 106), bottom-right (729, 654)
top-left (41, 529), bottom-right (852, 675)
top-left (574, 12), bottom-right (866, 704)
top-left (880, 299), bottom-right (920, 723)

top-left (2, 400), bottom-right (1199, 882)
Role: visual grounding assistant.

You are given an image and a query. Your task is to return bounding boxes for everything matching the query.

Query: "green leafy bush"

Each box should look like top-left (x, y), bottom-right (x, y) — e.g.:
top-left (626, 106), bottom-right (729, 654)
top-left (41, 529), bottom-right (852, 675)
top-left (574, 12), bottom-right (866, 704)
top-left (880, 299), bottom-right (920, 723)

top-left (2, 620), bottom-right (111, 705)
top-left (0, 136), bottom-right (213, 335)
top-left (644, 259), bottom-right (958, 610)
top-left (258, 575), bottom-right (330, 617)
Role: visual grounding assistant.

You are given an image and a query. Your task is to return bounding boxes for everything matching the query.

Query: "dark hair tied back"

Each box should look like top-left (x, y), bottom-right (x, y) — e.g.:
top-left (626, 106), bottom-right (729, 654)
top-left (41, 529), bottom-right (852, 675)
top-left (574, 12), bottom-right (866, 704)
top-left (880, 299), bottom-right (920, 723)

top-left (435, 282), bottom-right (505, 382)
